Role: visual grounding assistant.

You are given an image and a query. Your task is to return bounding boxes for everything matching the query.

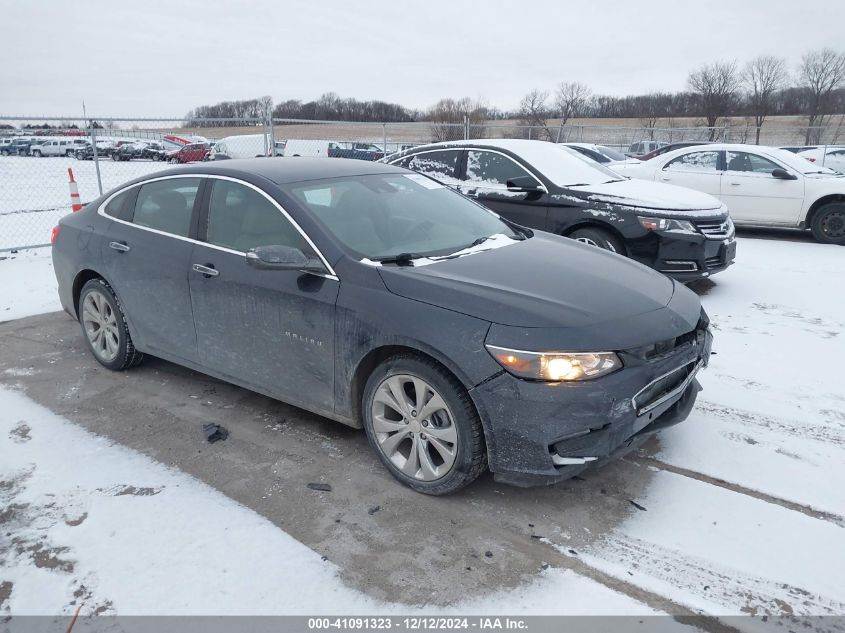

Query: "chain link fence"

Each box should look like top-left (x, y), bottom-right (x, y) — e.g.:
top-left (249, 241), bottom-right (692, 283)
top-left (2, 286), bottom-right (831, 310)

top-left (1, 114), bottom-right (842, 251)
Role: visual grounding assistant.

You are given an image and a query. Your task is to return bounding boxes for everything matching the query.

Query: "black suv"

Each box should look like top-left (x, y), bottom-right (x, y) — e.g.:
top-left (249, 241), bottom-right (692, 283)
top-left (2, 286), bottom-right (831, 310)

top-left (386, 140), bottom-right (735, 281)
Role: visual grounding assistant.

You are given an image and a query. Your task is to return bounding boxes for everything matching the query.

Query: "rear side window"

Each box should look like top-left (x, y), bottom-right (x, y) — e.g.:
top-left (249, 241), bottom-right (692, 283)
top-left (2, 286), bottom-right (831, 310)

top-left (665, 151), bottom-right (720, 172)
top-left (132, 178), bottom-right (201, 237)
top-left (465, 150), bottom-right (532, 188)
top-left (394, 150), bottom-right (461, 183)
top-left (103, 188), bottom-right (135, 219)
top-left (206, 179), bottom-right (311, 254)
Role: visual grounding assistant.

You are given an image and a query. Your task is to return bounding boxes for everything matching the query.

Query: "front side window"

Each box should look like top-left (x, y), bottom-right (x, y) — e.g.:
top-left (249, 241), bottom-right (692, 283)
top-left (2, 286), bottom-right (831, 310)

top-left (206, 179), bottom-right (311, 254)
top-left (465, 150), bottom-right (532, 188)
top-left (132, 178), bottom-right (201, 237)
top-left (725, 151), bottom-right (780, 174)
top-left (287, 173), bottom-right (521, 260)
top-left (393, 150), bottom-right (461, 183)
top-left (665, 151), bottom-right (720, 172)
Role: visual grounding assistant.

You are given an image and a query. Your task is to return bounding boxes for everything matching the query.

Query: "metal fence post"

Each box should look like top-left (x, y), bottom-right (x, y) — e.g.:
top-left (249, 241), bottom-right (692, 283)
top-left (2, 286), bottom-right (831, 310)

top-left (267, 105), bottom-right (275, 156)
top-left (464, 115), bottom-right (469, 140)
top-left (382, 123), bottom-right (387, 154)
top-left (89, 123), bottom-right (103, 196)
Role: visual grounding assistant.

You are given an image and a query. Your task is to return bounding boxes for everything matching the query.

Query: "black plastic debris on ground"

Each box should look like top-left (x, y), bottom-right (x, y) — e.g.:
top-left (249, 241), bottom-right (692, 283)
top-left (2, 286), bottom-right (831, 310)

top-left (368, 505), bottom-right (381, 515)
top-left (628, 499), bottom-right (648, 511)
top-left (307, 483), bottom-right (332, 492)
top-left (202, 423), bottom-right (229, 443)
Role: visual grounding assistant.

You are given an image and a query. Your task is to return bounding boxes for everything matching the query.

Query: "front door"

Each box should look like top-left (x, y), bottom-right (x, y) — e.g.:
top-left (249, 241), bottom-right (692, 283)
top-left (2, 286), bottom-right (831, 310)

top-left (188, 178), bottom-right (339, 411)
top-left (657, 149), bottom-right (722, 197)
top-left (720, 150), bottom-right (805, 225)
top-left (457, 149), bottom-right (549, 230)
top-left (100, 176), bottom-right (203, 362)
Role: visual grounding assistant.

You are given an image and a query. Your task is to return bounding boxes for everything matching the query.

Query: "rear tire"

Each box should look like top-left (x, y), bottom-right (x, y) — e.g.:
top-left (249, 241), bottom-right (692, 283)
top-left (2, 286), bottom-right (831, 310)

top-left (78, 279), bottom-right (145, 371)
top-left (32, 150), bottom-right (42, 157)
top-left (810, 203), bottom-right (845, 245)
top-left (362, 354), bottom-right (487, 495)
top-left (569, 227), bottom-right (625, 254)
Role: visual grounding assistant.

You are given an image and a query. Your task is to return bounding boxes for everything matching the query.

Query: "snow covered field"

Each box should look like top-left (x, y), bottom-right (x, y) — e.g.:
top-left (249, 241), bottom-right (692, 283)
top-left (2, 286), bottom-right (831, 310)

top-left (1, 236), bottom-right (843, 627)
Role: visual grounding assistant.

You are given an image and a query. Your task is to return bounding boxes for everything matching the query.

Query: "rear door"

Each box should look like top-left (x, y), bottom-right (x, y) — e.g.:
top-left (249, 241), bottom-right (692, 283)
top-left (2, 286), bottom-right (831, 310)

top-left (100, 176), bottom-right (203, 362)
top-left (457, 149), bottom-right (549, 230)
top-left (188, 177), bottom-right (338, 411)
top-left (657, 149), bottom-right (722, 197)
top-left (720, 150), bottom-right (804, 224)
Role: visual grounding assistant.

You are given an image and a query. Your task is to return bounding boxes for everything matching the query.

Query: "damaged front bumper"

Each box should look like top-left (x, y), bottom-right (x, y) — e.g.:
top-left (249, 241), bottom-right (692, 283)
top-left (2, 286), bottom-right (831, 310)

top-left (470, 321), bottom-right (712, 487)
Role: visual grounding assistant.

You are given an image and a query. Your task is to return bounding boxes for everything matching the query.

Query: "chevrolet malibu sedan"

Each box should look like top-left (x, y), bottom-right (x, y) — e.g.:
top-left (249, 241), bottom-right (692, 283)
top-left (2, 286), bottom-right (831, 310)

top-left (385, 140), bottom-right (735, 281)
top-left (612, 143), bottom-right (845, 244)
top-left (52, 159), bottom-right (712, 494)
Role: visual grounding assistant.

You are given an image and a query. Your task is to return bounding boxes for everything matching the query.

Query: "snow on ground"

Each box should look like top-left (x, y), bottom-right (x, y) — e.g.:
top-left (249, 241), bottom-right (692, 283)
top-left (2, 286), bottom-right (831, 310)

top-left (0, 249), bottom-right (60, 321)
top-left (0, 386), bottom-right (659, 617)
top-left (574, 237), bottom-right (845, 619)
top-left (0, 235), bottom-right (844, 622)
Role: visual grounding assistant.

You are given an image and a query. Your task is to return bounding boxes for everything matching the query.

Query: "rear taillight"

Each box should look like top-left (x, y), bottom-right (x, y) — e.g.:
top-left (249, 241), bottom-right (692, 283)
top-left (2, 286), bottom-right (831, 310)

top-left (50, 226), bottom-right (60, 245)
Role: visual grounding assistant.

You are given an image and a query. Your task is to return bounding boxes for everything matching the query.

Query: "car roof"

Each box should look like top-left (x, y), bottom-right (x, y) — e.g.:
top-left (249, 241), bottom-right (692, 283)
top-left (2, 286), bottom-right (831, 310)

top-left (154, 157), bottom-right (407, 185)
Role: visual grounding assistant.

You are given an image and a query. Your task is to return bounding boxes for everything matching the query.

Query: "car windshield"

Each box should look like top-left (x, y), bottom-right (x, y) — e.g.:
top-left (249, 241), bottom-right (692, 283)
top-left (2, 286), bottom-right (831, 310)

top-left (287, 173), bottom-right (523, 261)
top-left (765, 148), bottom-right (840, 175)
top-left (520, 143), bottom-right (625, 186)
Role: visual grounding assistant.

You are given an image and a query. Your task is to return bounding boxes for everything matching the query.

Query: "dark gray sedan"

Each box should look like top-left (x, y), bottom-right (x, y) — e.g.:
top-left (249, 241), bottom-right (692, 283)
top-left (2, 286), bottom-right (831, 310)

top-left (52, 158), bottom-right (712, 494)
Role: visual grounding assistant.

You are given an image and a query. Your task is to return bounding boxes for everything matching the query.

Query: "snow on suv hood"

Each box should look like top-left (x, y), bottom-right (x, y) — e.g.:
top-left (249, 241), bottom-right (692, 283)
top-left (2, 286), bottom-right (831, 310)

top-left (569, 178), bottom-right (723, 211)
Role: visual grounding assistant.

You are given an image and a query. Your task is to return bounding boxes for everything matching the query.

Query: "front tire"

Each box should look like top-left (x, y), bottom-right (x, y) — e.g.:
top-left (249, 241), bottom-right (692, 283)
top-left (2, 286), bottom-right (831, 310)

top-left (78, 279), bottom-right (144, 371)
top-left (32, 150), bottom-right (42, 157)
top-left (810, 203), bottom-right (845, 245)
top-left (569, 226), bottom-right (625, 253)
top-left (362, 354), bottom-right (487, 495)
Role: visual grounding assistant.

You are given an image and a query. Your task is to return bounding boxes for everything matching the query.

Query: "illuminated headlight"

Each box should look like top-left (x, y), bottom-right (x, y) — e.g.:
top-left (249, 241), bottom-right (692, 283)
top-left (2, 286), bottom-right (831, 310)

top-left (638, 216), bottom-right (697, 233)
top-left (486, 345), bottom-right (623, 382)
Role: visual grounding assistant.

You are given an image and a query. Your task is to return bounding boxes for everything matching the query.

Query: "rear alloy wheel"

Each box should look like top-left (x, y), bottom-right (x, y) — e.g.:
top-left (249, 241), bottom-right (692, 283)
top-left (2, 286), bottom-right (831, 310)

top-left (363, 355), bottom-right (486, 495)
top-left (78, 279), bottom-right (144, 371)
top-left (569, 227), bottom-right (624, 254)
top-left (810, 203), bottom-right (845, 245)
top-left (65, 149), bottom-right (74, 157)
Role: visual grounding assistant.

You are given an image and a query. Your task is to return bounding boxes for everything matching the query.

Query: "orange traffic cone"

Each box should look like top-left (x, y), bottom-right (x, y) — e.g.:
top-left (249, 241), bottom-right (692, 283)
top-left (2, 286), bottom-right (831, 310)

top-left (68, 168), bottom-right (83, 212)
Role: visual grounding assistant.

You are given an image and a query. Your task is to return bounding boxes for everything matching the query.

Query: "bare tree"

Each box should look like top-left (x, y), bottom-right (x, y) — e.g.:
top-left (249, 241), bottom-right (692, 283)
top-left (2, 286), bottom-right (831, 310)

top-left (743, 56), bottom-right (787, 144)
top-left (798, 48), bottom-right (845, 143)
top-left (517, 89), bottom-right (552, 140)
top-left (555, 82), bottom-right (591, 126)
top-left (688, 60), bottom-right (740, 140)
top-left (426, 97), bottom-right (488, 142)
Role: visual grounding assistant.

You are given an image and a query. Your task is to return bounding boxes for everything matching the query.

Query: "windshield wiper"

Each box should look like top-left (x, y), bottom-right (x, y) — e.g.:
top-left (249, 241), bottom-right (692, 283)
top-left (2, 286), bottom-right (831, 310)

top-left (373, 252), bottom-right (422, 266)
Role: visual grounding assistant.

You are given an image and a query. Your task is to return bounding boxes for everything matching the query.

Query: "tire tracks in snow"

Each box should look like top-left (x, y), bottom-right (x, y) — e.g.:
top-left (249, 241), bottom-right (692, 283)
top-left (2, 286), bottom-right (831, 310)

top-left (625, 455), bottom-right (845, 528)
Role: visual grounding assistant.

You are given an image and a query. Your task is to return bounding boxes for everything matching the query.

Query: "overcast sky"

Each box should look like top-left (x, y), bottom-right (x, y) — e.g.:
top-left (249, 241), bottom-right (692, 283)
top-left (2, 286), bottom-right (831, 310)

top-left (2, 0), bottom-right (843, 119)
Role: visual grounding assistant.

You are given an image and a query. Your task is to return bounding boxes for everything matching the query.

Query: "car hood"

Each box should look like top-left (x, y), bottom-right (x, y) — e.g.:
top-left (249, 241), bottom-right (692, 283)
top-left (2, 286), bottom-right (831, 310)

top-left (567, 178), bottom-right (723, 211)
top-left (377, 233), bottom-right (676, 330)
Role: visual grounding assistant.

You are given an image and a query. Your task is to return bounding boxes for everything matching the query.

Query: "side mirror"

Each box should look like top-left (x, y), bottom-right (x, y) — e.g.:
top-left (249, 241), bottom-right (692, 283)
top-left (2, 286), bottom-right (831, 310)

top-left (506, 176), bottom-right (544, 192)
top-left (771, 168), bottom-right (797, 180)
top-left (246, 245), bottom-right (325, 273)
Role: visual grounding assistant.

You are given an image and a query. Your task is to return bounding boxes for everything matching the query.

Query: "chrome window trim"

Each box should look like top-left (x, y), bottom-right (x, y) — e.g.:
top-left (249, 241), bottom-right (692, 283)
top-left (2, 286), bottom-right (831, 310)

top-left (96, 173), bottom-right (338, 281)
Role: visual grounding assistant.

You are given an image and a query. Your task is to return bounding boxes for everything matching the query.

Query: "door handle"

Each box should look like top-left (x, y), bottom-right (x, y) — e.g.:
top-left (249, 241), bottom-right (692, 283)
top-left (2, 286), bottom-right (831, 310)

top-left (192, 263), bottom-right (219, 278)
top-left (729, 182), bottom-right (741, 186)
top-left (108, 241), bottom-right (130, 252)
top-left (660, 176), bottom-right (671, 181)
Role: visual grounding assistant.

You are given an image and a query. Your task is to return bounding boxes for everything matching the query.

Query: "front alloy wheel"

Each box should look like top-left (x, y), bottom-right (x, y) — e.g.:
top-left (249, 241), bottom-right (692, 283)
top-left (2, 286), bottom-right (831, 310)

top-left (363, 355), bottom-right (487, 495)
top-left (371, 374), bottom-right (458, 481)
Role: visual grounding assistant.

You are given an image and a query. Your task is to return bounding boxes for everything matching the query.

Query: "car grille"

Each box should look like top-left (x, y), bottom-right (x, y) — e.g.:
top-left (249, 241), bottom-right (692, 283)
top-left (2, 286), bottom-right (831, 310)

top-left (632, 360), bottom-right (697, 414)
top-left (696, 219), bottom-right (733, 238)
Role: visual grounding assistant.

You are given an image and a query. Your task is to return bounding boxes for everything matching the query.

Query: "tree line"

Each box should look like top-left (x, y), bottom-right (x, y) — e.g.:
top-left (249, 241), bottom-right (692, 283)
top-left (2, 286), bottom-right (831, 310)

top-left (182, 48), bottom-right (845, 144)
